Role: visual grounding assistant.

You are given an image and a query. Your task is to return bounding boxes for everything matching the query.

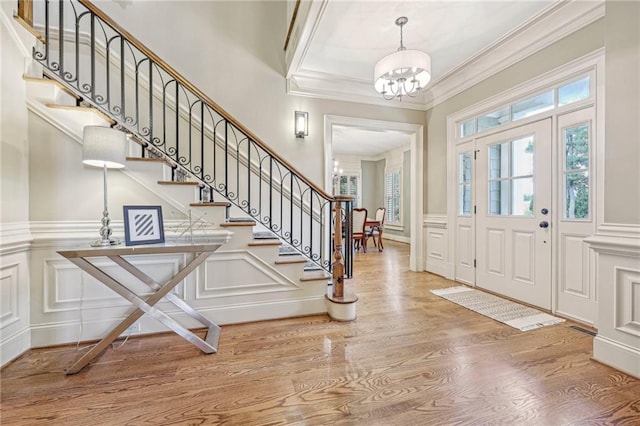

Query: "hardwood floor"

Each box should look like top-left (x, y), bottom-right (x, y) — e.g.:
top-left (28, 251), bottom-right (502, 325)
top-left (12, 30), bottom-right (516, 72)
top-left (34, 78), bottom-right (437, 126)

top-left (2, 240), bottom-right (639, 425)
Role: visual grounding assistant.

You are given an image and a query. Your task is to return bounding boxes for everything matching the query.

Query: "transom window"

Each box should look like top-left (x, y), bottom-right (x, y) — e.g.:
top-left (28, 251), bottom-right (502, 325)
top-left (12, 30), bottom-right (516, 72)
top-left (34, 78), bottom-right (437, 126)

top-left (457, 74), bottom-right (592, 140)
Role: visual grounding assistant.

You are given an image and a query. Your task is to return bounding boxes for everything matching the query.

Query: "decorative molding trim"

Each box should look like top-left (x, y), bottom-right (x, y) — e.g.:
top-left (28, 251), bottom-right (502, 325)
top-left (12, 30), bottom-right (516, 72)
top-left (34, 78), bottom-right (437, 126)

top-left (424, 214), bottom-right (447, 229)
top-left (382, 234), bottom-right (410, 244)
top-left (197, 250), bottom-right (299, 300)
top-left (29, 297), bottom-right (328, 348)
top-left (0, 222), bottom-right (32, 255)
top-left (0, 6), bottom-right (31, 57)
top-left (593, 335), bottom-right (640, 379)
top-left (286, 0), bottom-right (605, 110)
top-left (422, 0), bottom-right (605, 109)
top-left (0, 327), bottom-right (31, 367)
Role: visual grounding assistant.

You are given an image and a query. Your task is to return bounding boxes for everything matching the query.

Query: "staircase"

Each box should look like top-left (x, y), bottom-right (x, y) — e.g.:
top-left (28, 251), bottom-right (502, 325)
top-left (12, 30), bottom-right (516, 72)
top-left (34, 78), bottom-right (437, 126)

top-left (16, 0), bottom-right (354, 275)
top-left (7, 0), bottom-right (355, 345)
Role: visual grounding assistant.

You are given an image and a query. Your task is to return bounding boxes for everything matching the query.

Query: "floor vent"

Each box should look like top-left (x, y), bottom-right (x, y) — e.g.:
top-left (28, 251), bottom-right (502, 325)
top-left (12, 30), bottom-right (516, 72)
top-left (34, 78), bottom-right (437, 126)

top-left (568, 325), bottom-right (597, 336)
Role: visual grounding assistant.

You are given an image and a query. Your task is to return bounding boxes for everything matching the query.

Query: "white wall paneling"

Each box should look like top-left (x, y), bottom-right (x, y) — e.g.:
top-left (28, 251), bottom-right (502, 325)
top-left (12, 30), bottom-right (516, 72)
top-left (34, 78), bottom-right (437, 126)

top-left (0, 224), bottom-right (32, 366)
top-left (424, 215), bottom-right (452, 279)
top-left (586, 234), bottom-right (640, 378)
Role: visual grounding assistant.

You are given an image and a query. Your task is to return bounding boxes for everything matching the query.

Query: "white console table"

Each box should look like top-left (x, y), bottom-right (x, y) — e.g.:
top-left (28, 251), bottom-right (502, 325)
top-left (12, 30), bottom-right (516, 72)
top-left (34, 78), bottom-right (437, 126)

top-left (57, 243), bottom-right (222, 374)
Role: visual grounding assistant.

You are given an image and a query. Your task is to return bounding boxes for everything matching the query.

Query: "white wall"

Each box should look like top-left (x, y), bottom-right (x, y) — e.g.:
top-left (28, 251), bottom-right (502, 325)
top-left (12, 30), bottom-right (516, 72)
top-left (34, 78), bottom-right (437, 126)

top-left (1, 7), bottom-right (34, 365)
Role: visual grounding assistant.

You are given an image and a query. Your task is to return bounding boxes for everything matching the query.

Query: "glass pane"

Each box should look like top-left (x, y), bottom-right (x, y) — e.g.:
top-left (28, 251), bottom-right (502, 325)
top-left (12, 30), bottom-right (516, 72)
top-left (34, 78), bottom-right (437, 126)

top-left (512, 136), bottom-right (534, 177)
top-left (564, 123), bottom-right (589, 171)
top-left (489, 142), bottom-right (509, 179)
top-left (478, 106), bottom-right (510, 132)
top-left (459, 119), bottom-right (476, 138)
top-left (512, 177), bottom-right (534, 216)
top-left (512, 90), bottom-right (554, 121)
top-left (489, 180), bottom-right (509, 215)
top-left (459, 184), bottom-right (472, 216)
top-left (558, 75), bottom-right (590, 106)
top-left (458, 152), bottom-right (472, 183)
top-left (565, 171), bottom-right (589, 219)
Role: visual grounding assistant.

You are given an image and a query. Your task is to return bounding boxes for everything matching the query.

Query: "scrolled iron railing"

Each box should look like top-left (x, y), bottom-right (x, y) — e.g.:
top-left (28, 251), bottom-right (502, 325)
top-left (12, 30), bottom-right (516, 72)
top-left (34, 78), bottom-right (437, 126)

top-left (21, 0), bottom-right (353, 276)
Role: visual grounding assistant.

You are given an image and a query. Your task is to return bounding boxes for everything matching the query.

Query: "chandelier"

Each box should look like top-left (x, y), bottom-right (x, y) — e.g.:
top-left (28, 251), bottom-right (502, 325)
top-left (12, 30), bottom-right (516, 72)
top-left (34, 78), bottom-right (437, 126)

top-left (374, 17), bottom-right (431, 100)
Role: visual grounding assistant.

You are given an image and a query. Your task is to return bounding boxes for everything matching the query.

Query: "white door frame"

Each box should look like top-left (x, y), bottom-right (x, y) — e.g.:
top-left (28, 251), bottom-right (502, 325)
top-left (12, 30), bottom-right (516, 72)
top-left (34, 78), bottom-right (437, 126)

top-left (446, 51), bottom-right (603, 317)
top-left (324, 115), bottom-right (424, 272)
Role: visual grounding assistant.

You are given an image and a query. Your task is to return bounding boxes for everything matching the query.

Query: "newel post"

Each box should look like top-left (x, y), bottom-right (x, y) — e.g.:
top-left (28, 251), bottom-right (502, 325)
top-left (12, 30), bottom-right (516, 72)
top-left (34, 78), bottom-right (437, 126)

top-left (326, 196), bottom-right (358, 321)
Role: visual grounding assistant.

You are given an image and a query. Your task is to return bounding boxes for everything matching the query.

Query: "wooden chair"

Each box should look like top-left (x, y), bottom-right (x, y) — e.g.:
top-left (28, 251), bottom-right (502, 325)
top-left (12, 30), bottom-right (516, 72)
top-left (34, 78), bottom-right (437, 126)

top-left (351, 208), bottom-right (368, 252)
top-left (366, 207), bottom-right (386, 251)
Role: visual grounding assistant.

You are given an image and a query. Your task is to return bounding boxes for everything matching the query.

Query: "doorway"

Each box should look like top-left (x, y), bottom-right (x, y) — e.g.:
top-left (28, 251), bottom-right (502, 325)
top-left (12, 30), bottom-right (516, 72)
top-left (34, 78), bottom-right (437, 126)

top-left (324, 115), bottom-right (424, 271)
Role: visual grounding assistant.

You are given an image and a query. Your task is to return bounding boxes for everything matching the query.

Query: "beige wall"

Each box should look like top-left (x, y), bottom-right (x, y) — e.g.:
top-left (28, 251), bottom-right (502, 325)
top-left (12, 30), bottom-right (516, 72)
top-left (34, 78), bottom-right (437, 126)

top-left (28, 114), bottom-right (178, 222)
top-left (93, 0), bottom-right (426, 189)
top-left (604, 1), bottom-right (640, 225)
top-left (424, 19), bottom-right (605, 214)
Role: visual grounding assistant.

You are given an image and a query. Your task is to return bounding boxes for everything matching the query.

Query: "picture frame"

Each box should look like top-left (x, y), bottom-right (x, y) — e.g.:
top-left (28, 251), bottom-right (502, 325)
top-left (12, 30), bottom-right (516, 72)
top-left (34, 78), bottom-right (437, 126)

top-left (123, 205), bottom-right (165, 246)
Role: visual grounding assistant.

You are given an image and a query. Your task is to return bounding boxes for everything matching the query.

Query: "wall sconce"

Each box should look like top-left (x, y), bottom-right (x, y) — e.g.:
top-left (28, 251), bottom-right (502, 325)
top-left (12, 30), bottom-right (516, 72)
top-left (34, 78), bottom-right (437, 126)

top-left (295, 111), bottom-right (308, 138)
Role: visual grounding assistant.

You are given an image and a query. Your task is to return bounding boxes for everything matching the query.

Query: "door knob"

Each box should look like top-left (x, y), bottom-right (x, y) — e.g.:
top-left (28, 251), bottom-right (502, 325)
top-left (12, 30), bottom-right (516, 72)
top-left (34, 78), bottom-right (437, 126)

top-left (539, 221), bottom-right (549, 228)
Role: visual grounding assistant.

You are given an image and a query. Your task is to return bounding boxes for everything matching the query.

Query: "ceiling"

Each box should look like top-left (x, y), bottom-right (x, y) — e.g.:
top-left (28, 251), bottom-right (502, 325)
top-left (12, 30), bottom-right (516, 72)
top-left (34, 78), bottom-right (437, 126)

top-left (285, 0), bottom-right (603, 156)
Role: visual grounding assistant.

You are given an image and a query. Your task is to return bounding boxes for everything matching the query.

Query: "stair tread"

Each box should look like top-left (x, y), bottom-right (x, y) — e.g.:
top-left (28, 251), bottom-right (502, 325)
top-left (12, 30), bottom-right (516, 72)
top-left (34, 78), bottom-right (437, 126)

top-left (190, 202), bottom-right (231, 207)
top-left (126, 156), bottom-right (166, 163)
top-left (300, 270), bottom-right (331, 282)
top-left (220, 221), bottom-right (256, 227)
top-left (23, 75), bottom-right (79, 99)
top-left (248, 240), bottom-right (281, 246)
top-left (44, 103), bottom-right (115, 124)
top-left (275, 256), bottom-right (307, 264)
top-left (157, 180), bottom-right (200, 186)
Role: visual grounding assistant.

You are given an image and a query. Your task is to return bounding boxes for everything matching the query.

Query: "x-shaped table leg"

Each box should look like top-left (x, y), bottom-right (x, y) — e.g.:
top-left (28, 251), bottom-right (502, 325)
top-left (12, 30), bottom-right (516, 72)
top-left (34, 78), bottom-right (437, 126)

top-left (65, 250), bottom-right (218, 374)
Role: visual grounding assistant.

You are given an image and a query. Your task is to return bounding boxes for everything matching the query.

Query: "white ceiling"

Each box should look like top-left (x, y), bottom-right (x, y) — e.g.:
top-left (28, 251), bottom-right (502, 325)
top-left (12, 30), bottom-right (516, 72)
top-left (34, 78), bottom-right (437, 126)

top-left (302, 1), bottom-right (554, 86)
top-left (286, 0), bottom-right (603, 156)
top-left (332, 125), bottom-right (412, 157)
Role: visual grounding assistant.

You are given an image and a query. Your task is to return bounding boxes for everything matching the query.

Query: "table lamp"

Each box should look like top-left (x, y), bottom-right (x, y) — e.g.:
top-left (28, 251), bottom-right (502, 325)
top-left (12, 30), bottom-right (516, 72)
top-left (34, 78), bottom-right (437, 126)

top-left (82, 126), bottom-right (127, 247)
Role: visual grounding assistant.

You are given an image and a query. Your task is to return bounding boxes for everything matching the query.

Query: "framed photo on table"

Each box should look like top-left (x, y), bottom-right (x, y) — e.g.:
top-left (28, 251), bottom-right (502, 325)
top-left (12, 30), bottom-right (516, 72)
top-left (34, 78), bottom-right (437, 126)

top-left (123, 205), bottom-right (165, 246)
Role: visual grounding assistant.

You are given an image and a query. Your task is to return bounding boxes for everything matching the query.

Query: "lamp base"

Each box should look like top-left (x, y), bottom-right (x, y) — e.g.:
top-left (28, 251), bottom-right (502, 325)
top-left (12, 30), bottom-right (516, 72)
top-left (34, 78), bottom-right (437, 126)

top-left (90, 238), bottom-right (121, 247)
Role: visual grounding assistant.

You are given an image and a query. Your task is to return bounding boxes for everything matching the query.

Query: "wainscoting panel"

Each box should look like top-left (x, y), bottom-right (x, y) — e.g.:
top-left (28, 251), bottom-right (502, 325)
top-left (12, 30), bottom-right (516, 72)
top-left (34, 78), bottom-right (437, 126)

top-left (0, 224), bottom-right (32, 366)
top-left (556, 233), bottom-right (595, 325)
top-left (197, 251), bottom-right (299, 300)
top-left (587, 233), bottom-right (640, 378)
top-left (424, 215), bottom-right (452, 278)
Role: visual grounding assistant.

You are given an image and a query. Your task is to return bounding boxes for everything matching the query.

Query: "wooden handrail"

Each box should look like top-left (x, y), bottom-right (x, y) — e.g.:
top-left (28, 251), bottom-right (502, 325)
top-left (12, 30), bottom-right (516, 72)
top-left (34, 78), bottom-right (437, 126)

top-left (77, 0), bottom-right (332, 201)
top-left (17, 0), bottom-right (32, 25)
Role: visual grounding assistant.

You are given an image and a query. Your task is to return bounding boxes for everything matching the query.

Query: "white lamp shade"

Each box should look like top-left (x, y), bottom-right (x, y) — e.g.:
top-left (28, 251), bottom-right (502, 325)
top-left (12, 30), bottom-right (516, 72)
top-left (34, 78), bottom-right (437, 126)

top-left (82, 126), bottom-right (127, 169)
top-left (374, 49), bottom-right (432, 94)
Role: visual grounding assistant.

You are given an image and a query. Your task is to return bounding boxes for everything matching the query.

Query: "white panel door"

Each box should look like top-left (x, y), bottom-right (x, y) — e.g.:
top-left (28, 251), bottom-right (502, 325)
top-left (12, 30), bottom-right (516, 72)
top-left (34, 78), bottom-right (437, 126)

top-left (476, 119), bottom-right (552, 309)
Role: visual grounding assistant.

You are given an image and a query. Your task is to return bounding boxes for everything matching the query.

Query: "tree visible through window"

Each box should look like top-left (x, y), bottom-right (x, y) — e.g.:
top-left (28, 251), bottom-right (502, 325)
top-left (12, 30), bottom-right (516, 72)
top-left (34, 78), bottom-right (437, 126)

top-left (385, 170), bottom-right (401, 223)
top-left (564, 123), bottom-right (589, 219)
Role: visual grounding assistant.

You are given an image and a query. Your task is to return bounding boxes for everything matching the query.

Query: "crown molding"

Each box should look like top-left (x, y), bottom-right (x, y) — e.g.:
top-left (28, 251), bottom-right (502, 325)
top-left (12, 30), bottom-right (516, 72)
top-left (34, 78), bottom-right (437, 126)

top-left (286, 0), bottom-right (605, 111)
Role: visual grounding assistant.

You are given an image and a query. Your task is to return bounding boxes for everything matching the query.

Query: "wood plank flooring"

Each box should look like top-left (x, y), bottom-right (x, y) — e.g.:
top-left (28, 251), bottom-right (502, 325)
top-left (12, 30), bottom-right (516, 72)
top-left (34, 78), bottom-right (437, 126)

top-left (2, 240), bottom-right (639, 425)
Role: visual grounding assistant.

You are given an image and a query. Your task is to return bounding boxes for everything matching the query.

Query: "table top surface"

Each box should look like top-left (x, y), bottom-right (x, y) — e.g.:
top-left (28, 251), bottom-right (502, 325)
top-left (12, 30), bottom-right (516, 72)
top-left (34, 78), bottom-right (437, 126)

top-left (57, 242), bottom-right (223, 259)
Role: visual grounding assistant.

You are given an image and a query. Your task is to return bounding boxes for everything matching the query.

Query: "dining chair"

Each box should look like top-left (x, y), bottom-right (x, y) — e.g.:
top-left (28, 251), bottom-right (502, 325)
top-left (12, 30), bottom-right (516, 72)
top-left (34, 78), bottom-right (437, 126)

top-left (352, 208), bottom-right (368, 252)
top-left (366, 207), bottom-right (386, 251)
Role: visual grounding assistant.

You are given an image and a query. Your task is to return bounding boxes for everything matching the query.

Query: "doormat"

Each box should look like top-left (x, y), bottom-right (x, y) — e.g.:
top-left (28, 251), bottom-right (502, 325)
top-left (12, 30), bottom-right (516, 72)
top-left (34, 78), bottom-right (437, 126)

top-left (430, 286), bottom-right (565, 331)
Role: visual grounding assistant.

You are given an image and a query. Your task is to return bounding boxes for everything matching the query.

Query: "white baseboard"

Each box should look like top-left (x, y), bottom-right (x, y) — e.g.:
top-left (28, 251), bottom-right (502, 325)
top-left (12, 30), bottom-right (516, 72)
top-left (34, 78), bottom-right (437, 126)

top-left (29, 297), bottom-right (328, 349)
top-left (383, 234), bottom-right (410, 244)
top-left (593, 335), bottom-right (640, 379)
top-left (425, 260), bottom-right (454, 279)
top-left (0, 327), bottom-right (31, 366)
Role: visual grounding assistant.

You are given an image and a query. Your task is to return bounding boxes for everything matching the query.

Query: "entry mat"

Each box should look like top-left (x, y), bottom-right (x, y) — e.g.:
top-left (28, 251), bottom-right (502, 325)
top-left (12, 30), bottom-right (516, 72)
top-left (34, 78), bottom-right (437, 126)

top-left (430, 286), bottom-right (565, 332)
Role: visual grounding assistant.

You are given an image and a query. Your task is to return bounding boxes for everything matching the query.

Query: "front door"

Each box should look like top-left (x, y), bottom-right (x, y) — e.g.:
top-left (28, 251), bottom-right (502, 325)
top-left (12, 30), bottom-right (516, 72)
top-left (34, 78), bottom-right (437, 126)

top-left (476, 119), bottom-right (552, 309)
